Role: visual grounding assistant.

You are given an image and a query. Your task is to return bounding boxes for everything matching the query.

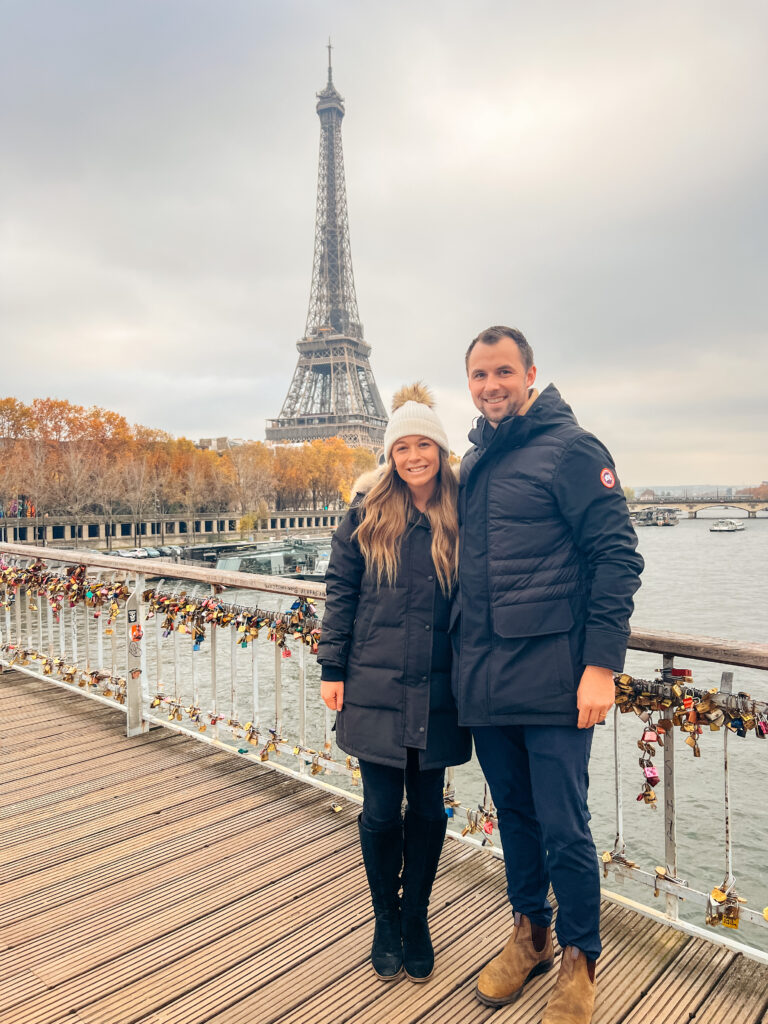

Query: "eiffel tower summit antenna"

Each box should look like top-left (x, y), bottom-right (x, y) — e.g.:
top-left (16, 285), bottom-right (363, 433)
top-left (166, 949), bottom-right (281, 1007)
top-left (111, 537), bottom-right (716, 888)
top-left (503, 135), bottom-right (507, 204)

top-left (266, 46), bottom-right (388, 450)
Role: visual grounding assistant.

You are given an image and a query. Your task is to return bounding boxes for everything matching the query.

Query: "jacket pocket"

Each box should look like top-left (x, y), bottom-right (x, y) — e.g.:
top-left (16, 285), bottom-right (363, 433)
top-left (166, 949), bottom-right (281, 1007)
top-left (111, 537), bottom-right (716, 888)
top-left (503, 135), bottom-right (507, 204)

top-left (351, 605), bottom-right (375, 646)
top-left (489, 600), bottom-right (577, 711)
top-left (492, 598), bottom-right (574, 639)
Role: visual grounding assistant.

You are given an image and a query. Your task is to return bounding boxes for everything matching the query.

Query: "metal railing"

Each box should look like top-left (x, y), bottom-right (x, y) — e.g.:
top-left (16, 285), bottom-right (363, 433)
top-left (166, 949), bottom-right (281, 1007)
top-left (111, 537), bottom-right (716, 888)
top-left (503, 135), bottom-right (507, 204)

top-left (605, 658), bottom-right (768, 934)
top-left (2, 541), bottom-right (767, 954)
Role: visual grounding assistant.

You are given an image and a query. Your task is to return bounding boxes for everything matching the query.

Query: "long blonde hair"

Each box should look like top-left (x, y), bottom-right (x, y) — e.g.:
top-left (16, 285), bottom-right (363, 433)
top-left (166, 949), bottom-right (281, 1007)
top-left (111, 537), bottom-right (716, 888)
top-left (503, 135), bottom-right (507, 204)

top-left (354, 452), bottom-right (459, 594)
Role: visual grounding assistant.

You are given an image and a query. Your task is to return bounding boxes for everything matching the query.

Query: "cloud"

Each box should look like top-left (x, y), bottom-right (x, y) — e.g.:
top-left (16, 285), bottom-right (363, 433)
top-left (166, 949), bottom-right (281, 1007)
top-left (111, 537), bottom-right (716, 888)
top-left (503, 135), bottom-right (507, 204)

top-left (1, 0), bottom-right (766, 484)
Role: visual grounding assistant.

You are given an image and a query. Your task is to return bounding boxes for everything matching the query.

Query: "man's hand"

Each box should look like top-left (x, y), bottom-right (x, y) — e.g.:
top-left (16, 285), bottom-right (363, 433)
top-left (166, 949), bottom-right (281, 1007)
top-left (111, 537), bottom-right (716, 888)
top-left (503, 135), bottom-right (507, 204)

top-left (321, 680), bottom-right (344, 712)
top-left (576, 665), bottom-right (615, 729)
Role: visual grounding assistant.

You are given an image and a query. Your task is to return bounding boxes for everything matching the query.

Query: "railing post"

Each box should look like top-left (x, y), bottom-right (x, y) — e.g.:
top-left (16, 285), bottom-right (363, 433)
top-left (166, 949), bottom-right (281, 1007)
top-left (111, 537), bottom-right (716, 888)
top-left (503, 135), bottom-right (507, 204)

top-left (612, 703), bottom-right (625, 861)
top-left (96, 582), bottom-right (104, 669)
top-left (298, 641), bottom-right (306, 774)
top-left (70, 598), bottom-right (78, 663)
top-left (125, 573), bottom-right (148, 737)
top-left (36, 599), bottom-right (43, 660)
top-left (25, 579), bottom-right (33, 649)
top-left (46, 601), bottom-right (54, 660)
top-left (250, 631), bottom-right (259, 736)
top-left (14, 581), bottom-right (22, 649)
top-left (230, 625), bottom-right (238, 726)
top-left (209, 597), bottom-right (218, 739)
top-left (59, 599), bottom-right (67, 660)
top-left (274, 640), bottom-right (283, 739)
top-left (662, 653), bottom-right (678, 919)
top-left (154, 580), bottom-right (163, 693)
top-left (83, 593), bottom-right (90, 672)
top-left (721, 670), bottom-right (734, 881)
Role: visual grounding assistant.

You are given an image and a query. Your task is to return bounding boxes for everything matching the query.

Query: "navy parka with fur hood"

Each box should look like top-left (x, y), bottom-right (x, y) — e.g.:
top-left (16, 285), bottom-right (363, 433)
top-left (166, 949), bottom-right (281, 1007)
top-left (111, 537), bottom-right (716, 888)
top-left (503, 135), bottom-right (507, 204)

top-left (317, 468), bottom-right (472, 770)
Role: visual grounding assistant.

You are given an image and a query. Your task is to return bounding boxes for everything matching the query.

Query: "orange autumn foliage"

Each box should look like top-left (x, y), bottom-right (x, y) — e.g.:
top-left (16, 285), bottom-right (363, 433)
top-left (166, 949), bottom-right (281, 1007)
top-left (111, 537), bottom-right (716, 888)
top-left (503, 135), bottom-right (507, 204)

top-left (0, 396), bottom-right (376, 531)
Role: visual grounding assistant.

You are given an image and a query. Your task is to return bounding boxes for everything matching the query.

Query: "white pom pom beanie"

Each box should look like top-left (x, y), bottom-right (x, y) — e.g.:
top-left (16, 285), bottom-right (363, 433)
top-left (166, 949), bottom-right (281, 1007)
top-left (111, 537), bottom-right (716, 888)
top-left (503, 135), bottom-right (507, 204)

top-left (383, 382), bottom-right (451, 461)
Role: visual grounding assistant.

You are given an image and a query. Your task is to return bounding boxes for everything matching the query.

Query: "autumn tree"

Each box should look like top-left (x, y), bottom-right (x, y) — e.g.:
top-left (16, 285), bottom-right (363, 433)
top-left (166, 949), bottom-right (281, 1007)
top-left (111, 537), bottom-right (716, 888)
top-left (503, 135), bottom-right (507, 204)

top-left (0, 440), bottom-right (23, 537)
top-left (224, 442), bottom-right (275, 515)
top-left (272, 446), bottom-right (311, 510)
top-left (145, 441), bottom-right (180, 545)
top-left (305, 438), bottom-right (354, 509)
top-left (176, 444), bottom-right (222, 545)
top-left (207, 452), bottom-right (236, 539)
top-left (0, 398), bottom-right (33, 440)
top-left (743, 482), bottom-right (768, 501)
top-left (343, 446), bottom-right (377, 503)
top-left (58, 442), bottom-right (97, 548)
top-left (91, 450), bottom-right (127, 550)
top-left (2, 394), bottom-right (386, 541)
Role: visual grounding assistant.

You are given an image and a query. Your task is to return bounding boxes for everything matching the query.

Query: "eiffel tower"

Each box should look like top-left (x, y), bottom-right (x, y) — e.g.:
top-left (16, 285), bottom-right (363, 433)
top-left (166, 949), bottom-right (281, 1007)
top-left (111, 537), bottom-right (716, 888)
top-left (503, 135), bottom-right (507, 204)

top-left (266, 45), bottom-right (387, 449)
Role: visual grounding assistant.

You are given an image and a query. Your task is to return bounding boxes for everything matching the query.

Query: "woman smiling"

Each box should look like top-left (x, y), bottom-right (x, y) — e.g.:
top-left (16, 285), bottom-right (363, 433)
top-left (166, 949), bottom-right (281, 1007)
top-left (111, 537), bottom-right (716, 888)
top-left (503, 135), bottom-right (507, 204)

top-left (318, 383), bottom-right (471, 984)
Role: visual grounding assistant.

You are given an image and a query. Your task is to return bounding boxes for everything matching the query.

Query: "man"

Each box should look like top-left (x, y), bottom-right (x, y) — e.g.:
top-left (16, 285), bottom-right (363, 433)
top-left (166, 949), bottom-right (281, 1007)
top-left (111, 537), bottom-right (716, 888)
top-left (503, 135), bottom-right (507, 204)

top-left (454, 326), bottom-right (643, 1023)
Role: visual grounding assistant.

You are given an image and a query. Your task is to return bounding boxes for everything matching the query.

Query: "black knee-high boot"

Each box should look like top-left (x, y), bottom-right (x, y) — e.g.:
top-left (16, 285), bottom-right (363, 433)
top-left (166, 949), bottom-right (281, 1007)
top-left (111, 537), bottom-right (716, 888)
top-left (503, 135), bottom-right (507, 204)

top-left (358, 816), bottom-right (404, 980)
top-left (401, 810), bottom-right (447, 981)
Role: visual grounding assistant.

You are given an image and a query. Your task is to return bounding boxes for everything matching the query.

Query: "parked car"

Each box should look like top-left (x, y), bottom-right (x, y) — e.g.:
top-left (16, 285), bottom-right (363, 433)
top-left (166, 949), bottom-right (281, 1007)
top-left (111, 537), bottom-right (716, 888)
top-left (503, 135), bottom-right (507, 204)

top-left (158, 545), bottom-right (182, 558)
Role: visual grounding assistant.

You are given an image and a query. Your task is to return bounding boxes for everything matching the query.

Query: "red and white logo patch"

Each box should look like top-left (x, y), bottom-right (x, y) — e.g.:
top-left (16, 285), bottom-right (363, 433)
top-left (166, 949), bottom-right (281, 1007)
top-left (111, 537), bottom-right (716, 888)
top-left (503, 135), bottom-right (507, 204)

top-left (600, 467), bottom-right (616, 489)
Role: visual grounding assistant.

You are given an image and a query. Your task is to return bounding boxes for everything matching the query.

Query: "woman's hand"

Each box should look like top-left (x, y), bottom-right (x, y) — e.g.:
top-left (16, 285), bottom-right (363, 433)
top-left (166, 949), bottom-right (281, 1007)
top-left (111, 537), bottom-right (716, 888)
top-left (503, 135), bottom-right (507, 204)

top-left (321, 680), bottom-right (344, 711)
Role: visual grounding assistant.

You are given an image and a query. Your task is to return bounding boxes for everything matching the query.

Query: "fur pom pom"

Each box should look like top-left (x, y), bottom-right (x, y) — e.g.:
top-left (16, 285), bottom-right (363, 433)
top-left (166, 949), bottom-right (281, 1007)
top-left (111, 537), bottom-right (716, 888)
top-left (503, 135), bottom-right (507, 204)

top-left (391, 381), bottom-right (435, 413)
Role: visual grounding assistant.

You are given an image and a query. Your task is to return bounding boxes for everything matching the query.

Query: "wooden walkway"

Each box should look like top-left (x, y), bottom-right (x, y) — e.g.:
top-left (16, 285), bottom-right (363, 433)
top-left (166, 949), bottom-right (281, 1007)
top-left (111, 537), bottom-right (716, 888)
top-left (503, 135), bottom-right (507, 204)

top-left (2, 670), bottom-right (767, 1024)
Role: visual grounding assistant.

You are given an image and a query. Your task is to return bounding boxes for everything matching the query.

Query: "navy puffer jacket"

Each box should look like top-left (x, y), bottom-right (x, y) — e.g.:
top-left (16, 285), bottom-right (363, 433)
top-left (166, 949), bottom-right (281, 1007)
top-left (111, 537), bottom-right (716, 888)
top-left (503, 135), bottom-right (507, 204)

top-left (318, 480), bottom-right (472, 770)
top-left (454, 384), bottom-right (644, 728)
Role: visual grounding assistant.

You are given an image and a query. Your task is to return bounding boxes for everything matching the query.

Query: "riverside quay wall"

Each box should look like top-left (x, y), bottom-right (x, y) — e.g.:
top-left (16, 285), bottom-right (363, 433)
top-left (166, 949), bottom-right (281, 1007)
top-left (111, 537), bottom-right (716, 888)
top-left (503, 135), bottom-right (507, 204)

top-left (0, 510), bottom-right (345, 548)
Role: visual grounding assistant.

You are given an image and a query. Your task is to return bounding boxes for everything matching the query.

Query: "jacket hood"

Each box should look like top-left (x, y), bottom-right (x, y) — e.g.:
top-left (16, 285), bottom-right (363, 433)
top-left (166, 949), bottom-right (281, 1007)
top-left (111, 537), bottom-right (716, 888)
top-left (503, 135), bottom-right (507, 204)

top-left (350, 466), bottom-right (386, 498)
top-left (467, 384), bottom-right (579, 449)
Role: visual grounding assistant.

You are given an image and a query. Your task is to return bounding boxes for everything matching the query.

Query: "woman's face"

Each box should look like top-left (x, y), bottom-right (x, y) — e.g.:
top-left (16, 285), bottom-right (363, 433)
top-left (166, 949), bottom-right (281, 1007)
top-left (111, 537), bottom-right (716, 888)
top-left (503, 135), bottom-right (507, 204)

top-left (391, 435), bottom-right (441, 494)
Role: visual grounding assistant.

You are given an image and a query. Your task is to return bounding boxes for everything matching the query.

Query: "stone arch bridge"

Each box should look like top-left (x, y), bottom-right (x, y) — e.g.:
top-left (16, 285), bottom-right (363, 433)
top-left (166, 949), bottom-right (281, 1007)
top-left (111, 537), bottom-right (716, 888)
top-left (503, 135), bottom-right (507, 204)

top-left (627, 497), bottom-right (768, 519)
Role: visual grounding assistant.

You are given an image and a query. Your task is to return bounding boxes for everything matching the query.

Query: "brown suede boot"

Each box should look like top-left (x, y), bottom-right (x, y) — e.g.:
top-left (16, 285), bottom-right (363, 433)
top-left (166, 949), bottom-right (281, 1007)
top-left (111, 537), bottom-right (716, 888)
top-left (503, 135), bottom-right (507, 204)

top-left (541, 946), bottom-right (596, 1023)
top-left (475, 913), bottom-right (555, 1007)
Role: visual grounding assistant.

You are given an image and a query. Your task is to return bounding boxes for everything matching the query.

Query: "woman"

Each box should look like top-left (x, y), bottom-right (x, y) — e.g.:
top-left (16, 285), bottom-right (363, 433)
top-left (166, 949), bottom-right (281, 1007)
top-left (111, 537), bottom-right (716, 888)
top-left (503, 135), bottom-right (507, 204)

top-left (318, 383), bottom-right (471, 984)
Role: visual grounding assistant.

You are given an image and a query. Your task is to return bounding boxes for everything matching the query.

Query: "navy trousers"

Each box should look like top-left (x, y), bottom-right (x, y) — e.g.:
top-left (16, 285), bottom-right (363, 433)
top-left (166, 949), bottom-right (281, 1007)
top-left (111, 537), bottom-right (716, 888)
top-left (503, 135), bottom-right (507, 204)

top-left (358, 748), bottom-right (445, 831)
top-left (472, 724), bottom-right (602, 961)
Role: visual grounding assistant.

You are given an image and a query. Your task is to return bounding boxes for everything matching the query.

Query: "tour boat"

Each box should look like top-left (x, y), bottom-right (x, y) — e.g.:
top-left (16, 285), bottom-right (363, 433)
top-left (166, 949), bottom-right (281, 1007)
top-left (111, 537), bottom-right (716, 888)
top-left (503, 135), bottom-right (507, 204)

top-left (709, 518), bottom-right (746, 532)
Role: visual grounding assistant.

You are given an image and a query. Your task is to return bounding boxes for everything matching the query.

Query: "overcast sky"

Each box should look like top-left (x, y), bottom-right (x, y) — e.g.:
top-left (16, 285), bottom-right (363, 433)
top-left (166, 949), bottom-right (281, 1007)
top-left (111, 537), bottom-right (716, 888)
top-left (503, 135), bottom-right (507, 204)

top-left (2, 0), bottom-right (766, 485)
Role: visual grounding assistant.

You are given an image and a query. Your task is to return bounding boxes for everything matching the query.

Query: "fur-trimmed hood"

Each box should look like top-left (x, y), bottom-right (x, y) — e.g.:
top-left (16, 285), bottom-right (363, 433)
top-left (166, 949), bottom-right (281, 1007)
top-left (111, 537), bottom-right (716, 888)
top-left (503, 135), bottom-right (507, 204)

top-left (350, 465), bottom-right (387, 499)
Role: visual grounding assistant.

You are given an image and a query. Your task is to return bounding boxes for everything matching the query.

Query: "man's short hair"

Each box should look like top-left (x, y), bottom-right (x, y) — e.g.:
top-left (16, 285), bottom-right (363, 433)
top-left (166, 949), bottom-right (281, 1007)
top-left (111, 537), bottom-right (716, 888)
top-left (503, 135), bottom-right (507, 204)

top-left (465, 326), bottom-right (534, 373)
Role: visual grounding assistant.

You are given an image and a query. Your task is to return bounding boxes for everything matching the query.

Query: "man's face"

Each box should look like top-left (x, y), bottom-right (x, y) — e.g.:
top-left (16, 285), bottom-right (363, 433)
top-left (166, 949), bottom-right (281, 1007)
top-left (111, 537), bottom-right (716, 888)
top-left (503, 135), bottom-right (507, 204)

top-left (467, 337), bottom-right (537, 426)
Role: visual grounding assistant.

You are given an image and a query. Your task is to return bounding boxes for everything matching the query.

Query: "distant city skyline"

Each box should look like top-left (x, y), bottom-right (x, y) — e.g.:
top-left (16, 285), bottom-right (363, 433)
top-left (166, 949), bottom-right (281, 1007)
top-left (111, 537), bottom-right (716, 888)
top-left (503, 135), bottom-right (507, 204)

top-left (2, 1), bottom-right (767, 483)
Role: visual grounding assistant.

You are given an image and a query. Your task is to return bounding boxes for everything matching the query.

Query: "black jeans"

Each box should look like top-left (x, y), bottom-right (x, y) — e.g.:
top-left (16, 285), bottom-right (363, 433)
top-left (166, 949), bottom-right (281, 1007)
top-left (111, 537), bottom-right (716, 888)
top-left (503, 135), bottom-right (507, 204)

top-left (359, 748), bottom-right (445, 831)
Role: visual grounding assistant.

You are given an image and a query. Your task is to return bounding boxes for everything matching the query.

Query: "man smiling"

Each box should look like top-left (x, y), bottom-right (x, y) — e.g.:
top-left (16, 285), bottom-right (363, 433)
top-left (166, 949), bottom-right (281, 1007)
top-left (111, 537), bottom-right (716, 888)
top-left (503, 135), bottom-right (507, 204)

top-left (455, 326), bottom-right (643, 1023)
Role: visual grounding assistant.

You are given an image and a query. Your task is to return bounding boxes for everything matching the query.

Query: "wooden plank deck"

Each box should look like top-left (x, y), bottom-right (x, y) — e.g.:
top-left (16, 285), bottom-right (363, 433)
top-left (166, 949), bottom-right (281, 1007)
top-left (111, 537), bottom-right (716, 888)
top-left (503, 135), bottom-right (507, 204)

top-left (2, 669), bottom-right (767, 1024)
